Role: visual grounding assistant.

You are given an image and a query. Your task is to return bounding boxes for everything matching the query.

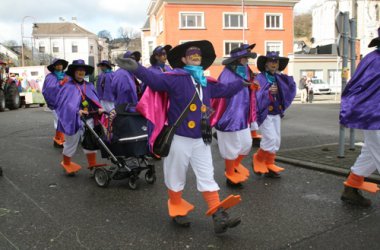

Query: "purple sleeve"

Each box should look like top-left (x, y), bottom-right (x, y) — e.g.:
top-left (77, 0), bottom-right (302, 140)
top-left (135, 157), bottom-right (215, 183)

top-left (134, 64), bottom-right (172, 93)
top-left (208, 78), bottom-right (244, 98)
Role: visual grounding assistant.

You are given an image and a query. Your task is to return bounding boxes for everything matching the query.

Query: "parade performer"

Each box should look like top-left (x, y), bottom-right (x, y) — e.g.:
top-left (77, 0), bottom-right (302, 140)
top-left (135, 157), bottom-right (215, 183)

top-left (148, 45), bottom-right (172, 73)
top-left (96, 60), bottom-right (115, 112)
top-left (340, 27), bottom-right (380, 207)
top-left (42, 58), bottom-right (69, 148)
top-left (211, 43), bottom-right (258, 187)
top-left (253, 51), bottom-right (296, 178)
top-left (112, 51), bottom-right (142, 106)
top-left (55, 59), bottom-right (106, 175)
top-left (116, 40), bottom-right (249, 234)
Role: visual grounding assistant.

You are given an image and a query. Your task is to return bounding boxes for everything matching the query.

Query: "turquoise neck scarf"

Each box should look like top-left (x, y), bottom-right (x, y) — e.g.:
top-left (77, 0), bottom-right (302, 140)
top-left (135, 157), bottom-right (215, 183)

top-left (102, 68), bottom-right (112, 73)
top-left (54, 71), bottom-right (65, 80)
top-left (265, 71), bottom-right (276, 84)
top-left (183, 65), bottom-right (207, 87)
top-left (236, 65), bottom-right (247, 79)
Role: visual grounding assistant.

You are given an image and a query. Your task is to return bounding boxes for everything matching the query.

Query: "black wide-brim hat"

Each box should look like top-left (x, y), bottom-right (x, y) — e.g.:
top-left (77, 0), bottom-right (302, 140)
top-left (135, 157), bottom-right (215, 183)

top-left (167, 40), bottom-right (216, 70)
top-left (97, 60), bottom-right (115, 69)
top-left (66, 59), bottom-right (94, 77)
top-left (47, 58), bottom-right (68, 72)
top-left (150, 45), bottom-right (172, 65)
top-left (257, 51), bottom-right (289, 72)
top-left (368, 27), bottom-right (380, 48)
top-left (222, 43), bottom-right (257, 65)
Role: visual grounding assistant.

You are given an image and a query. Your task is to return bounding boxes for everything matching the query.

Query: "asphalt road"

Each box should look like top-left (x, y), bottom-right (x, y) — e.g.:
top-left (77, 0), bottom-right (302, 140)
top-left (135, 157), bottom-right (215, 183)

top-left (1, 104), bottom-right (379, 250)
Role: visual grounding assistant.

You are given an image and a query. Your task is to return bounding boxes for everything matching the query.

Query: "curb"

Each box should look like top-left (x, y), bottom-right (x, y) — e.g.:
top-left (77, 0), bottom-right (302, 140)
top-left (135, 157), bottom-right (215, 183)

top-left (276, 156), bottom-right (380, 184)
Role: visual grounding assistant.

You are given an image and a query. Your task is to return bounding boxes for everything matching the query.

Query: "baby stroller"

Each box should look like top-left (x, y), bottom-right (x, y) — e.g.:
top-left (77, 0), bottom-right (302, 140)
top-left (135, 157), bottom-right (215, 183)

top-left (81, 104), bottom-right (156, 189)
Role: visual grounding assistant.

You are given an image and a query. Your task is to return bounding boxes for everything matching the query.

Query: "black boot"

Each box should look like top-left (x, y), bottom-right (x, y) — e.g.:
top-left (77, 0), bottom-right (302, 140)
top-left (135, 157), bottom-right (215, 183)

top-left (172, 216), bottom-right (191, 227)
top-left (341, 186), bottom-right (372, 208)
top-left (212, 208), bottom-right (241, 234)
top-left (264, 170), bottom-right (281, 178)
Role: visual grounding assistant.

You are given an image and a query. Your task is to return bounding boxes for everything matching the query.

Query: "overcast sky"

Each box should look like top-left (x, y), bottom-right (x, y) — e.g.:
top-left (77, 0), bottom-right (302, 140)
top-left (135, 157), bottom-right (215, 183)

top-left (0, 0), bottom-right (317, 44)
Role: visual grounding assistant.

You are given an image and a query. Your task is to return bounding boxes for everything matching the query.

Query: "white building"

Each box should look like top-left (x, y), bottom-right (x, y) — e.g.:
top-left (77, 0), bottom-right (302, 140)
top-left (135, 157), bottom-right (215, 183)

top-left (32, 20), bottom-right (108, 69)
top-left (312, 0), bottom-right (380, 57)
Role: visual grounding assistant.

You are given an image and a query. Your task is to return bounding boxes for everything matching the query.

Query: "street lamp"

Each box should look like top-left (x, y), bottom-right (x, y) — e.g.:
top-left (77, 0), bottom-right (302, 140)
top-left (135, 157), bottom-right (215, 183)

top-left (21, 16), bottom-right (37, 67)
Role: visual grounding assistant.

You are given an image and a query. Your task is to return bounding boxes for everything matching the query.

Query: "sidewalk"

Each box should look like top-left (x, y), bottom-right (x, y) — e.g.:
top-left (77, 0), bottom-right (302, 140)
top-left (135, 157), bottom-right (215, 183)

top-left (292, 93), bottom-right (341, 104)
top-left (275, 143), bottom-right (380, 183)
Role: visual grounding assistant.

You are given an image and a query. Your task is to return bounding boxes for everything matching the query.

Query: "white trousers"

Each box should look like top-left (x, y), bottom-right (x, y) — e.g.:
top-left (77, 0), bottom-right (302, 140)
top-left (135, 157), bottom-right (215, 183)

top-left (52, 110), bottom-right (58, 130)
top-left (250, 121), bottom-right (259, 131)
top-left (163, 135), bottom-right (220, 192)
top-left (216, 128), bottom-right (251, 160)
top-left (351, 130), bottom-right (380, 177)
top-left (63, 118), bottom-right (96, 157)
top-left (300, 89), bottom-right (307, 103)
top-left (100, 100), bottom-right (115, 113)
top-left (259, 115), bottom-right (281, 153)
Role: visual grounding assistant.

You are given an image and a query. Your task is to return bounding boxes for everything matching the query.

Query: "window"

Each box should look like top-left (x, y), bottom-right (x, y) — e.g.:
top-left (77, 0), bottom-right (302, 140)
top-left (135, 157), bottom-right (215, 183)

top-left (223, 13), bottom-right (246, 29)
top-left (265, 13), bottom-right (282, 29)
top-left (39, 41), bottom-right (45, 53)
top-left (53, 42), bottom-right (59, 53)
top-left (224, 41), bottom-right (245, 56)
top-left (148, 41), bottom-right (154, 55)
top-left (265, 41), bottom-right (283, 55)
top-left (180, 12), bottom-right (204, 29)
top-left (158, 16), bottom-right (163, 33)
top-left (72, 42), bottom-right (78, 53)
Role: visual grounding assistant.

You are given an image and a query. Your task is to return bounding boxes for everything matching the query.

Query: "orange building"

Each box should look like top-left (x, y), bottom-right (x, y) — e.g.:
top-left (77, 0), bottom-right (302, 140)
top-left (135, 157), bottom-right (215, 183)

top-left (141, 0), bottom-right (299, 76)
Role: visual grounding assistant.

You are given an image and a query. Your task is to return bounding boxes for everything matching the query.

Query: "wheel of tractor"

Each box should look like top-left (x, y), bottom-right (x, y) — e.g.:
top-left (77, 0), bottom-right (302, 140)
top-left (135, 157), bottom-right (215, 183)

top-left (0, 90), bottom-right (5, 112)
top-left (5, 83), bottom-right (20, 110)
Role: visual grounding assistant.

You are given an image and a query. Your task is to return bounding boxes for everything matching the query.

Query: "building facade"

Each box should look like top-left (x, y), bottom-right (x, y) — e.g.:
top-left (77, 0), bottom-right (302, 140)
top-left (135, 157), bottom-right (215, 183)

top-left (32, 21), bottom-right (109, 69)
top-left (141, 0), bottom-right (299, 76)
top-left (312, 0), bottom-right (380, 57)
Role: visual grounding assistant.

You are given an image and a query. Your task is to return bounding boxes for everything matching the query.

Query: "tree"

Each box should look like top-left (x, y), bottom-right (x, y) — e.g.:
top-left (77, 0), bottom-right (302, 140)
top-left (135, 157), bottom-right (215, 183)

top-left (2, 40), bottom-right (19, 47)
top-left (294, 13), bottom-right (312, 39)
top-left (117, 27), bottom-right (140, 46)
top-left (97, 30), bottom-right (112, 42)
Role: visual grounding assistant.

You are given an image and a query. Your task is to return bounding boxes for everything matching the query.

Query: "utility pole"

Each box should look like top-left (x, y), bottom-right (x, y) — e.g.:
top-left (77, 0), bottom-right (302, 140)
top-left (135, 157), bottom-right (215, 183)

top-left (242, 0), bottom-right (245, 41)
top-left (337, 11), bottom-right (350, 158)
top-left (349, 0), bottom-right (357, 150)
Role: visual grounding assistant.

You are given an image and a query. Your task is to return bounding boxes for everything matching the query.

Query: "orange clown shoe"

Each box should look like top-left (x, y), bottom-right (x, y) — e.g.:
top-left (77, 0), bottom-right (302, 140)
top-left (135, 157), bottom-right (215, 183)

top-left (253, 148), bottom-right (269, 174)
top-left (251, 130), bottom-right (262, 139)
top-left (206, 195), bottom-right (241, 216)
top-left (167, 190), bottom-right (195, 217)
top-left (265, 152), bottom-right (285, 173)
top-left (53, 131), bottom-right (65, 148)
top-left (86, 153), bottom-right (108, 169)
top-left (61, 155), bottom-right (81, 174)
top-left (225, 159), bottom-right (248, 184)
top-left (344, 172), bottom-right (380, 193)
top-left (234, 155), bottom-right (250, 177)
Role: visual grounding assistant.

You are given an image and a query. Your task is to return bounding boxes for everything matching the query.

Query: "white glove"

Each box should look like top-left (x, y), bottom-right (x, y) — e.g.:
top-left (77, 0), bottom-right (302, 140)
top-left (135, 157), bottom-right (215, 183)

top-left (116, 55), bottom-right (138, 71)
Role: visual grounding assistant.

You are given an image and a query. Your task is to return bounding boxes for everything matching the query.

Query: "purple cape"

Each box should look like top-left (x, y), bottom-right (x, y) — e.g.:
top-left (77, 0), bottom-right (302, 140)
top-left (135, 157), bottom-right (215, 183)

top-left (96, 71), bottom-right (115, 102)
top-left (42, 73), bottom-right (68, 109)
top-left (340, 50), bottom-right (380, 130)
top-left (56, 80), bottom-right (101, 135)
top-left (211, 67), bottom-right (256, 131)
top-left (256, 72), bottom-right (296, 125)
top-left (112, 68), bottom-right (138, 106)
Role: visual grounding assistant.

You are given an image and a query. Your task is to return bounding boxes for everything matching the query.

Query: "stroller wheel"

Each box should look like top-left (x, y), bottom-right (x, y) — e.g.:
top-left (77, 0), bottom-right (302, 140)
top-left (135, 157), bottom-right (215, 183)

top-left (128, 177), bottom-right (138, 190)
top-left (145, 170), bottom-right (156, 184)
top-left (94, 168), bottom-right (110, 187)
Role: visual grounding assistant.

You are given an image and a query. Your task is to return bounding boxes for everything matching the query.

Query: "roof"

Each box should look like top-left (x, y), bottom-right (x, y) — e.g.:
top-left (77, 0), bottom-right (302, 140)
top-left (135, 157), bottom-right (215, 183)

top-left (142, 18), bottom-right (150, 31)
top-left (147, 0), bottom-right (300, 15)
top-left (32, 22), bottom-right (96, 37)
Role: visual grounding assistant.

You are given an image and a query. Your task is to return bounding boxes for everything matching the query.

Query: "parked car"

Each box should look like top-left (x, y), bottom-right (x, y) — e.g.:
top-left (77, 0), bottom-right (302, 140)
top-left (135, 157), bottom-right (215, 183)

top-left (310, 78), bottom-right (331, 94)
